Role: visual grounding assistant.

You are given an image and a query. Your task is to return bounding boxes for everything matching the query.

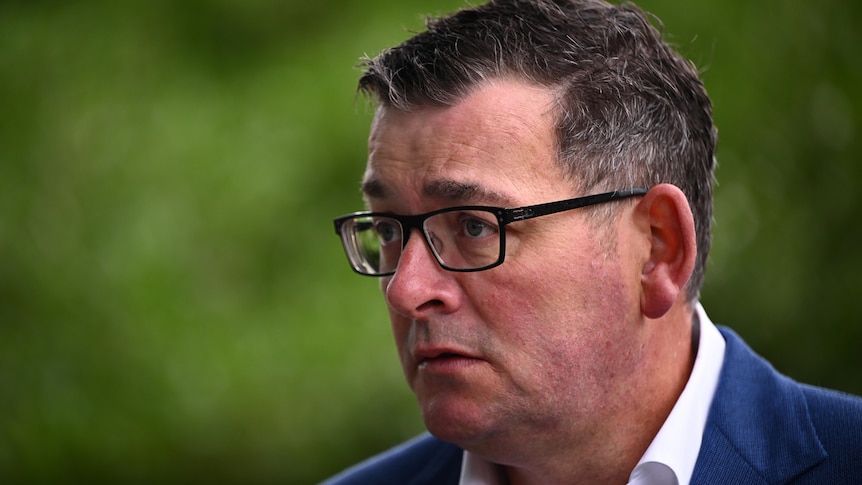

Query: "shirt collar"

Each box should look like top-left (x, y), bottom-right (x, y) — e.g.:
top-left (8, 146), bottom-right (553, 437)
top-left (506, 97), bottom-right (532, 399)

top-left (459, 303), bottom-right (726, 485)
top-left (628, 302), bottom-right (725, 485)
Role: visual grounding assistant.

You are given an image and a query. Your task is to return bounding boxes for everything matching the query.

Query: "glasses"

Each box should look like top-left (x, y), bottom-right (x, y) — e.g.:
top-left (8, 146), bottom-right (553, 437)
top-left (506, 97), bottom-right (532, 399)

top-left (333, 188), bottom-right (648, 276)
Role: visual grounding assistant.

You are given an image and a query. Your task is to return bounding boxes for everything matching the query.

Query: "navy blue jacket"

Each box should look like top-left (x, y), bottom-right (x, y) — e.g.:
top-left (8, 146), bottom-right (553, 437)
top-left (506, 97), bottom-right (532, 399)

top-left (322, 327), bottom-right (862, 484)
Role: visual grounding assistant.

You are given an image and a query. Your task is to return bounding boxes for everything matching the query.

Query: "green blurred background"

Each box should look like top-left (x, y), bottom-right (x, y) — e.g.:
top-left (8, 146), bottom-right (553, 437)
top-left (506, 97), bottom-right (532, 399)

top-left (1, 0), bottom-right (859, 483)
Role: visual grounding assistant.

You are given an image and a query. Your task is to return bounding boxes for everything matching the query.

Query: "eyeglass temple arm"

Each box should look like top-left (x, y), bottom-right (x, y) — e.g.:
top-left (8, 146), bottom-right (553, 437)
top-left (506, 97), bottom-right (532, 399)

top-left (503, 188), bottom-right (649, 223)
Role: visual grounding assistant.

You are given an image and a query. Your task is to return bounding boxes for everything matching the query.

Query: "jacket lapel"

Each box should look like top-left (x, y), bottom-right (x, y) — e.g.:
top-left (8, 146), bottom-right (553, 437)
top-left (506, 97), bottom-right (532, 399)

top-left (691, 327), bottom-right (826, 484)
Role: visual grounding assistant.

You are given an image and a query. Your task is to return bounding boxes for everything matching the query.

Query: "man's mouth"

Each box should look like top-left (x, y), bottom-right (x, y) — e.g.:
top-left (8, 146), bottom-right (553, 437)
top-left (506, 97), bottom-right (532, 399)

top-left (414, 348), bottom-right (482, 372)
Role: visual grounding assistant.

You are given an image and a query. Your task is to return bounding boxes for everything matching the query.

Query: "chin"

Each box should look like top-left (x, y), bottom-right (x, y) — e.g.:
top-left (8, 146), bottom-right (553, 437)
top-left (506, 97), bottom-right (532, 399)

top-left (420, 395), bottom-right (498, 447)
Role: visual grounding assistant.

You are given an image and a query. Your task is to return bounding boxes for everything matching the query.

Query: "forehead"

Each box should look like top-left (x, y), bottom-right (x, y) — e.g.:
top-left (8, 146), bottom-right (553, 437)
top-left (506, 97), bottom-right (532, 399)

top-left (363, 79), bottom-right (574, 209)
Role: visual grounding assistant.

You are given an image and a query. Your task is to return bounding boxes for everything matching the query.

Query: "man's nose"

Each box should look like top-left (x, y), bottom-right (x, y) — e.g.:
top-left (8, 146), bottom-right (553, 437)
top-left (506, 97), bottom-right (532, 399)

top-left (383, 229), bottom-right (461, 319)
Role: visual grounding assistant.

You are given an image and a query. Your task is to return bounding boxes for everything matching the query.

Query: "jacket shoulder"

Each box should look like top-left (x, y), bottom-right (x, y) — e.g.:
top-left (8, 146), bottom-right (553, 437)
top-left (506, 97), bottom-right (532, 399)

top-left (319, 433), bottom-right (463, 485)
top-left (799, 383), bottom-right (862, 480)
top-left (693, 327), bottom-right (862, 484)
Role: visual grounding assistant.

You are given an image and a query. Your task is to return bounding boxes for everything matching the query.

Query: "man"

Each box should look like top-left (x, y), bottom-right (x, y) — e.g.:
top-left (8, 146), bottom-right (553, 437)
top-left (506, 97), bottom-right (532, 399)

top-left (326, 0), bottom-right (862, 483)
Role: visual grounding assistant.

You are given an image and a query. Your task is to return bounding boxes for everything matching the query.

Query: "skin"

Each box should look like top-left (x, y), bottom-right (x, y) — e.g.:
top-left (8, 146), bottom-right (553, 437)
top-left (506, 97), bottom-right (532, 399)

top-left (362, 78), bottom-right (698, 485)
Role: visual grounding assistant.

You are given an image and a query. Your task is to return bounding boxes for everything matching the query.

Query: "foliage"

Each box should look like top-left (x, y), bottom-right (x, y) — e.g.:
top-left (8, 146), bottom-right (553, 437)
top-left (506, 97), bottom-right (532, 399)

top-left (0, 0), bottom-right (859, 483)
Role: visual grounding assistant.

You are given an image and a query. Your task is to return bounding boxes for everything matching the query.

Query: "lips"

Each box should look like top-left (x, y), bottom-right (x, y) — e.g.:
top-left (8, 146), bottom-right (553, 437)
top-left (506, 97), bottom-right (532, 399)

top-left (413, 346), bottom-right (470, 362)
top-left (412, 346), bottom-right (483, 372)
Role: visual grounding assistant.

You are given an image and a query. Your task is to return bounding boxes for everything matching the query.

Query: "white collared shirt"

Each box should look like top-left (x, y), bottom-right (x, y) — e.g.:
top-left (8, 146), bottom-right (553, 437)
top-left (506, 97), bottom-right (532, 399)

top-left (458, 303), bottom-right (726, 485)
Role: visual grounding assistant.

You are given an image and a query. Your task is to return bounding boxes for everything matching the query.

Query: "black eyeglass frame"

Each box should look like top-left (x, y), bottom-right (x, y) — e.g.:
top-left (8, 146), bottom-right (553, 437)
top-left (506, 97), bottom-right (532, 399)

top-left (333, 187), bottom-right (649, 276)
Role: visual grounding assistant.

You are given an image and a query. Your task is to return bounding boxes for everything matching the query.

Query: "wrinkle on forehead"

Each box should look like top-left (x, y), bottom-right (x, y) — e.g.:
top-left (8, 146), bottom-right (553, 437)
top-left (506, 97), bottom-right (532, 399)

top-left (362, 176), bottom-right (514, 207)
top-left (363, 79), bottom-right (569, 210)
top-left (370, 78), bottom-right (558, 152)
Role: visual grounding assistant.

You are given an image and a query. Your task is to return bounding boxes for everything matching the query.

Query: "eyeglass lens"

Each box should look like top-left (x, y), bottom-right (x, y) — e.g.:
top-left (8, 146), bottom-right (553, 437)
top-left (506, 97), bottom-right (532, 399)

top-left (343, 209), bottom-right (503, 274)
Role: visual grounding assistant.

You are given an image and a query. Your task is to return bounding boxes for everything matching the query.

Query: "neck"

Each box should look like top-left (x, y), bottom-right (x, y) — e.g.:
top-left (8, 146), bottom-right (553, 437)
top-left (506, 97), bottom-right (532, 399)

top-left (499, 305), bottom-right (696, 485)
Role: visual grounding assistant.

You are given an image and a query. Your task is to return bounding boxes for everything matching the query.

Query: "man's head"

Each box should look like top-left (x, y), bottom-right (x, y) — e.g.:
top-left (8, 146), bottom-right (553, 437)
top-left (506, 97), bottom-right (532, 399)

top-left (359, 0), bottom-right (717, 299)
top-left (341, 0), bottom-right (715, 479)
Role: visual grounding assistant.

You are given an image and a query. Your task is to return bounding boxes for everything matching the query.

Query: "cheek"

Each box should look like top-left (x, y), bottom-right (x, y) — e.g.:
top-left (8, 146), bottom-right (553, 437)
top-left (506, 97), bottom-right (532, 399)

top-left (382, 279), bottom-right (414, 376)
top-left (387, 312), bottom-right (419, 388)
top-left (479, 252), bottom-right (639, 375)
top-left (387, 310), bottom-right (410, 354)
top-left (482, 254), bottom-right (631, 328)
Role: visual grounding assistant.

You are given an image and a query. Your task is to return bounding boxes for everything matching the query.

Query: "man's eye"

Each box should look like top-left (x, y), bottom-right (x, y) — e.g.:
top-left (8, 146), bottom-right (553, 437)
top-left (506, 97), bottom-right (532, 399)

top-left (375, 221), bottom-right (400, 243)
top-left (460, 216), bottom-right (497, 238)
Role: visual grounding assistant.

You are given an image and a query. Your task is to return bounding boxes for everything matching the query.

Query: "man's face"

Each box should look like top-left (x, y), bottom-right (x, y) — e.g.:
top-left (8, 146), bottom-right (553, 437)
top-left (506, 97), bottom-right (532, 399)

top-left (362, 80), bottom-right (648, 456)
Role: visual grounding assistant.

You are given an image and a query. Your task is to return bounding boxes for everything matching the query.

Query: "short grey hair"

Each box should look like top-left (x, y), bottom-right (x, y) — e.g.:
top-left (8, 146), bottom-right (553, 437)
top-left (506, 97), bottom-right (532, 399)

top-left (358, 0), bottom-right (718, 300)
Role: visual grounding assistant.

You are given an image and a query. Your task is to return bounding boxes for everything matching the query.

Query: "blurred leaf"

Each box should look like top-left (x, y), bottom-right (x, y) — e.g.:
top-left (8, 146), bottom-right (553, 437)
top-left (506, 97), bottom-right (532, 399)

top-left (1, 0), bottom-right (860, 483)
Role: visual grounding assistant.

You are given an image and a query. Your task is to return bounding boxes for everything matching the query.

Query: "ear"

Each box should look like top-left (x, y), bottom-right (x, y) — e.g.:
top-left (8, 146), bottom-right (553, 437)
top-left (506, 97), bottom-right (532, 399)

top-left (635, 184), bottom-right (697, 319)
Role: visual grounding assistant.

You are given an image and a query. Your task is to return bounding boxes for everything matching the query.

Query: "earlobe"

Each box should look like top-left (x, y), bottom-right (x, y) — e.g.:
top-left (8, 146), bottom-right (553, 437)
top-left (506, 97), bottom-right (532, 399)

top-left (637, 184), bottom-right (697, 319)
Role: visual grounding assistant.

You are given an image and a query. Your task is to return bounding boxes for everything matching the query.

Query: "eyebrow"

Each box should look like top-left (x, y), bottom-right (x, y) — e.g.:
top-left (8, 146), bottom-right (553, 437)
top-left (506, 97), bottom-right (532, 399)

top-left (360, 178), bottom-right (387, 199)
top-left (361, 177), bottom-right (514, 207)
top-left (424, 180), bottom-right (512, 206)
